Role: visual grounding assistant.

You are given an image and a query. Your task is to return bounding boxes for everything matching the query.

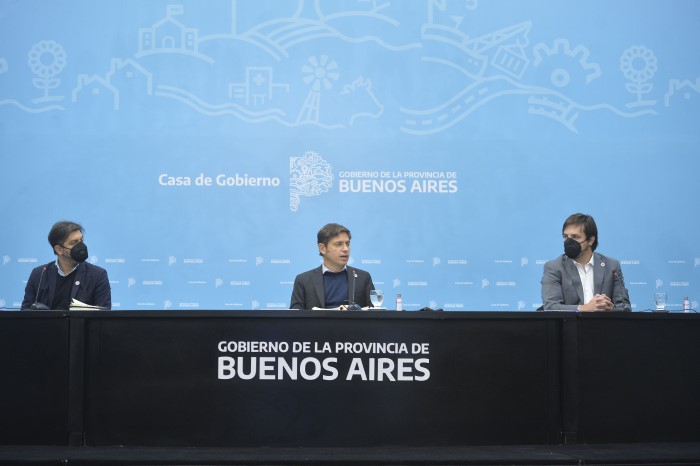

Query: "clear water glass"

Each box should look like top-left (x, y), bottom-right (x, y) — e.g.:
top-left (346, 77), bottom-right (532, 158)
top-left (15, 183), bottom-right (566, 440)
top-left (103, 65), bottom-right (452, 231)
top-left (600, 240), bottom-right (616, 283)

top-left (370, 290), bottom-right (384, 308)
top-left (654, 292), bottom-right (668, 311)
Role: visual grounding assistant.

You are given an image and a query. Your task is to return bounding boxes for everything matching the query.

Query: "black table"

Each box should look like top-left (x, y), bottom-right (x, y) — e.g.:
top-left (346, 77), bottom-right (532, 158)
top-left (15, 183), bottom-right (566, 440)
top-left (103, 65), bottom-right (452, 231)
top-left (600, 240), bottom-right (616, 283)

top-left (1, 310), bottom-right (698, 449)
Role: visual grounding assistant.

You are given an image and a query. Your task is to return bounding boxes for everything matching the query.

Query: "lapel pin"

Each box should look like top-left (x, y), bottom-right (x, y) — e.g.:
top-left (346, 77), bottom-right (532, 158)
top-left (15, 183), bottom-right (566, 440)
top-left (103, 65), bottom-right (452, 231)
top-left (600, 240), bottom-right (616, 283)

top-left (75, 281), bottom-right (80, 286)
top-left (600, 262), bottom-right (605, 267)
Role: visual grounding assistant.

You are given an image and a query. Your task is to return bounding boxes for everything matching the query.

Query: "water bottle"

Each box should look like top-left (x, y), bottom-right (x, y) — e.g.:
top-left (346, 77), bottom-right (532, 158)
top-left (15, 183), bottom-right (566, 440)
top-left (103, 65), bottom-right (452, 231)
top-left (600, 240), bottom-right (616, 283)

top-left (396, 293), bottom-right (403, 311)
top-left (684, 296), bottom-right (690, 313)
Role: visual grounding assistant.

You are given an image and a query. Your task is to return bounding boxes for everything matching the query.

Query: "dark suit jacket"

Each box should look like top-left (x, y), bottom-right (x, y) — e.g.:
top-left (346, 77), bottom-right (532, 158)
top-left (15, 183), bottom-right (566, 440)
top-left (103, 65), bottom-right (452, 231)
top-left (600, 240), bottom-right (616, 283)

top-left (290, 266), bottom-right (375, 310)
top-left (541, 252), bottom-right (631, 311)
top-left (21, 261), bottom-right (112, 310)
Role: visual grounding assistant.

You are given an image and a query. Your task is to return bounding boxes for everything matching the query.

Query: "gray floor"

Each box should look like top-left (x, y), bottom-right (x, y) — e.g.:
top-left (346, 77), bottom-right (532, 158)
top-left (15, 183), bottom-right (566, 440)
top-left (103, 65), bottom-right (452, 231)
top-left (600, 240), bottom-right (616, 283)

top-left (2, 443), bottom-right (700, 465)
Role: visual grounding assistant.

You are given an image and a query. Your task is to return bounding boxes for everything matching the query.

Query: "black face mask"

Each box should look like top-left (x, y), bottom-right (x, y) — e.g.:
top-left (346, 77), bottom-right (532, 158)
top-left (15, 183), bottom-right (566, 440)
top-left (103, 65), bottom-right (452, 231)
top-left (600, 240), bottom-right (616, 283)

top-left (564, 237), bottom-right (584, 260)
top-left (66, 242), bottom-right (89, 263)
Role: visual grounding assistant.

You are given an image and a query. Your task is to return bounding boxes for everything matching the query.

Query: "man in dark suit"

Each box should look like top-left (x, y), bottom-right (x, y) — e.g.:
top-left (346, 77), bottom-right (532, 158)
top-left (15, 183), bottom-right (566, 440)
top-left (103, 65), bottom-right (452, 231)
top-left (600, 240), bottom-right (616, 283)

top-left (290, 223), bottom-right (375, 310)
top-left (541, 213), bottom-right (631, 311)
top-left (22, 221), bottom-right (111, 310)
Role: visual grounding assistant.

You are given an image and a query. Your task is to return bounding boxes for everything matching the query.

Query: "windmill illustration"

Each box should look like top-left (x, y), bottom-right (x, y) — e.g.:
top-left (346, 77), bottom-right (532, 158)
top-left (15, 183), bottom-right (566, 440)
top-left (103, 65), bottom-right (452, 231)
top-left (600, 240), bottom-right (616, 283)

top-left (296, 55), bottom-right (339, 124)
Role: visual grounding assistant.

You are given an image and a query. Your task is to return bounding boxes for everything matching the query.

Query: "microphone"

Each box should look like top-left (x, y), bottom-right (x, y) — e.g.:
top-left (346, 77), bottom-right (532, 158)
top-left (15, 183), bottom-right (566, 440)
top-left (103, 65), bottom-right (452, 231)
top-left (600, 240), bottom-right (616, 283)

top-left (346, 269), bottom-right (361, 310)
top-left (29, 263), bottom-right (50, 310)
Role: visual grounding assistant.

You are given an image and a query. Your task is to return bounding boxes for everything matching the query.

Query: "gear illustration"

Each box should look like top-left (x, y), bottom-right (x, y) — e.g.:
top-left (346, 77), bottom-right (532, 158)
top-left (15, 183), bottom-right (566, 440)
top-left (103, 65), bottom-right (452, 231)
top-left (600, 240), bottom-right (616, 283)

top-left (532, 38), bottom-right (601, 88)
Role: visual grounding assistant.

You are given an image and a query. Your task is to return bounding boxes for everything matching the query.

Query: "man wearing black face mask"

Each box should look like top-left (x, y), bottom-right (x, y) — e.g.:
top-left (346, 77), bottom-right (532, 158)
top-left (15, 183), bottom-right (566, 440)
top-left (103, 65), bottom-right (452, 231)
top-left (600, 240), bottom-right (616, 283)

top-left (21, 221), bottom-right (111, 310)
top-left (541, 213), bottom-right (631, 311)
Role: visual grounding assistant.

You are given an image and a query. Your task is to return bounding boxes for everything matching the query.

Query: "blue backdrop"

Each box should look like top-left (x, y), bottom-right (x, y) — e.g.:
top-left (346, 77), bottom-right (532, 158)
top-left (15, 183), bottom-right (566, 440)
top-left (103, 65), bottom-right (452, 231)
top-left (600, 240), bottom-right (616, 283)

top-left (1, 0), bottom-right (698, 311)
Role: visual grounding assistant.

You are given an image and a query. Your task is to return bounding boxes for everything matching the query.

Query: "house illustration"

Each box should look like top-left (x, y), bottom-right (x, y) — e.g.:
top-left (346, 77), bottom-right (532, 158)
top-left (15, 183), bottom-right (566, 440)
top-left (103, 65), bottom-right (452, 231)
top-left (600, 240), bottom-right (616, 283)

top-left (138, 5), bottom-right (198, 55)
top-left (72, 58), bottom-right (152, 111)
top-left (664, 78), bottom-right (700, 107)
top-left (72, 75), bottom-right (118, 109)
top-left (106, 58), bottom-right (153, 96)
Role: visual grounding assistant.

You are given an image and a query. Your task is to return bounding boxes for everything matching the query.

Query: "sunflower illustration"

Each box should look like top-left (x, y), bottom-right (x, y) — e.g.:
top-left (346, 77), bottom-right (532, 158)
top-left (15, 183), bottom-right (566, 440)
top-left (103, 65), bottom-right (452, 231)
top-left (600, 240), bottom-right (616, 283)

top-left (27, 40), bottom-right (67, 102)
top-left (620, 45), bottom-right (657, 107)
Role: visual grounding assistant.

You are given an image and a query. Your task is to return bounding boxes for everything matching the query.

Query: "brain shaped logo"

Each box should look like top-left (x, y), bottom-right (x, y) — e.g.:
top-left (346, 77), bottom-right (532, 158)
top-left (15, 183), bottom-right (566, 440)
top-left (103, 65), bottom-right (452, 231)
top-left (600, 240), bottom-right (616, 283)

top-left (289, 151), bottom-right (334, 212)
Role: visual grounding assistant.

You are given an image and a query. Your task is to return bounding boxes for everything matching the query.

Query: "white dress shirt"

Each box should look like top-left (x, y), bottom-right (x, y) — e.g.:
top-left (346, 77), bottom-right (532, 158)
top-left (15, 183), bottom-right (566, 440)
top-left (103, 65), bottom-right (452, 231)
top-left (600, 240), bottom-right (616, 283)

top-left (573, 255), bottom-right (595, 304)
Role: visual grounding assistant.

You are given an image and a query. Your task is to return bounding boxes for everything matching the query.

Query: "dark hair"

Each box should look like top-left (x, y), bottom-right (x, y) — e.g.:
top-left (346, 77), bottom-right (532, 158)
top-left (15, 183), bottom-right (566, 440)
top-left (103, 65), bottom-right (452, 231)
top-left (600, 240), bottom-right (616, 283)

top-left (317, 223), bottom-right (351, 256)
top-left (48, 221), bottom-right (84, 255)
top-left (562, 213), bottom-right (598, 251)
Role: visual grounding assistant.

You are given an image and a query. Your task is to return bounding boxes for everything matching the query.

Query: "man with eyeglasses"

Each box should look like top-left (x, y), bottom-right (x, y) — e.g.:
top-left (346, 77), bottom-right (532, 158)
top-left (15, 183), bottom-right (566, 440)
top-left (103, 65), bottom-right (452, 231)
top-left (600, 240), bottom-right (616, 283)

top-left (21, 220), bottom-right (111, 310)
top-left (541, 213), bottom-right (631, 311)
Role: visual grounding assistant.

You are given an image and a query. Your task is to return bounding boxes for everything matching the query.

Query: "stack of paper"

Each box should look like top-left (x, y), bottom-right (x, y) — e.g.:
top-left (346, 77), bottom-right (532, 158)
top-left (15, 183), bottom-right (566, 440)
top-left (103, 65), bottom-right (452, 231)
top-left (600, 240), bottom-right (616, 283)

top-left (69, 299), bottom-right (104, 311)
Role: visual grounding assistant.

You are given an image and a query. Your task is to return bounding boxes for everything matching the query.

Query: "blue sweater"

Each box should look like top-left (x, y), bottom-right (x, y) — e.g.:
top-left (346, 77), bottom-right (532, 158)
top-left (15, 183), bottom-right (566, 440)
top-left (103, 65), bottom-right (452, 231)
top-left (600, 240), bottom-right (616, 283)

top-left (323, 270), bottom-right (348, 307)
